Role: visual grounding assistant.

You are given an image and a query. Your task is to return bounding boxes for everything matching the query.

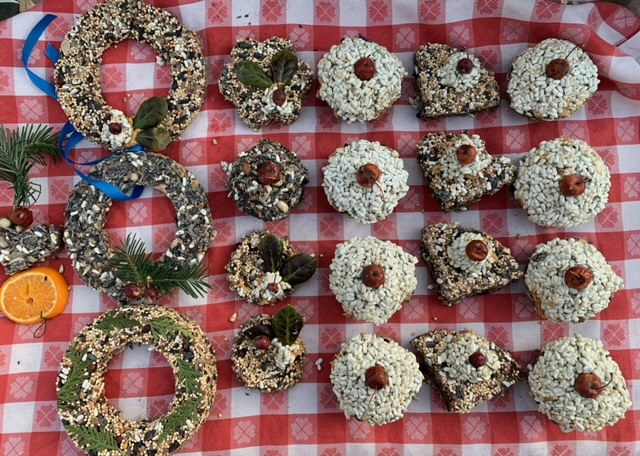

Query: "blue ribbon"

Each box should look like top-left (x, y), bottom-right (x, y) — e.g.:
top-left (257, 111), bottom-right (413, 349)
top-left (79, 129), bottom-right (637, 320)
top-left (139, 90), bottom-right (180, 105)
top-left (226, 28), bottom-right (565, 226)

top-left (24, 15), bottom-right (144, 202)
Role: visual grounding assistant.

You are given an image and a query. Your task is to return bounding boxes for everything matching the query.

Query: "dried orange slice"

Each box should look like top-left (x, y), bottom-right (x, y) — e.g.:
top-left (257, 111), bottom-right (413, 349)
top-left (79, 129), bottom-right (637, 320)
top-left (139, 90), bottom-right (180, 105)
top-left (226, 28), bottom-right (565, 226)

top-left (0, 267), bottom-right (69, 324)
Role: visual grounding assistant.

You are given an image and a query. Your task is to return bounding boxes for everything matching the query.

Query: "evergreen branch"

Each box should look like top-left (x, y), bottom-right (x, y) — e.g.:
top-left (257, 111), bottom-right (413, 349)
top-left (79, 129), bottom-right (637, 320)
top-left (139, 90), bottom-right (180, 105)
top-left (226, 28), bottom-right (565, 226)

top-left (94, 313), bottom-right (141, 332)
top-left (66, 425), bottom-right (119, 451)
top-left (57, 348), bottom-right (93, 410)
top-left (149, 261), bottom-right (211, 299)
top-left (150, 316), bottom-right (193, 340)
top-left (175, 359), bottom-right (203, 394)
top-left (111, 234), bottom-right (210, 299)
top-left (0, 124), bottom-right (58, 207)
top-left (160, 398), bottom-right (202, 442)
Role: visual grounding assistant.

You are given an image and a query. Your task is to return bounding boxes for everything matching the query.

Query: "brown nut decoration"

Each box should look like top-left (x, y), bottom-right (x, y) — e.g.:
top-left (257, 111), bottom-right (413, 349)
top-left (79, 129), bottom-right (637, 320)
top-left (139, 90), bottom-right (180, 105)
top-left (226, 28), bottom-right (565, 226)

top-left (574, 372), bottom-right (604, 399)
top-left (456, 57), bottom-right (475, 74)
top-left (361, 264), bottom-right (385, 289)
top-left (546, 58), bottom-right (570, 80)
top-left (469, 351), bottom-right (486, 368)
top-left (456, 144), bottom-right (477, 165)
top-left (354, 57), bottom-right (376, 81)
top-left (8, 208), bottom-right (34, 227)
top-left (272, 88), bottom-right (287, 106)
top-left (356, 163), bottom-right (381, 188)
top-left (560, 174), bottom-right (586, 197)
top-left (564, 266), bottom-right (593, 290)
top-left (258, 161), bottom-right (282, 186)
top-left (365, 364), bottom-right (389, 390)
top-left (465, 240), bottom-right (489, 262)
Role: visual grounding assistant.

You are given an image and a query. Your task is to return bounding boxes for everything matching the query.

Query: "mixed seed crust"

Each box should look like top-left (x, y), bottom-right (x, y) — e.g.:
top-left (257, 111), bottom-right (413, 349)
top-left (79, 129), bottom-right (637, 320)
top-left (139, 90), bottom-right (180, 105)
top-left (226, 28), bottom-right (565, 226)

top-left (0, 224), bottom-right (63, 275)
top-left (54, 0), bottom-right (206, 151)
top-left (219, 37), bottom-right (313, 130)
top-left (64, 152), bottom-right (215, 302)
top-left (421, 223), bottom-right (523, 305)
top-left (417, 132), bottom-right (516, 212)
top-left (232, 314), bottom-right (306, 392)
top-left (57, 305), bottom-right (217, 456)
top-left (411, 329), bottom-right (521, 413)
top-left (414, 44), bottom-right (500, 119)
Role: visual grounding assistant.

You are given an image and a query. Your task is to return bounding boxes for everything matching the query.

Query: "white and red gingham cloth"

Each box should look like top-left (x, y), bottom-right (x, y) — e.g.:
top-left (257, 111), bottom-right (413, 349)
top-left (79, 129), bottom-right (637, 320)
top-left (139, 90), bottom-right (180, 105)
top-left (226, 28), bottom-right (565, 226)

top-left (0, 0), bottom-right (639, 454)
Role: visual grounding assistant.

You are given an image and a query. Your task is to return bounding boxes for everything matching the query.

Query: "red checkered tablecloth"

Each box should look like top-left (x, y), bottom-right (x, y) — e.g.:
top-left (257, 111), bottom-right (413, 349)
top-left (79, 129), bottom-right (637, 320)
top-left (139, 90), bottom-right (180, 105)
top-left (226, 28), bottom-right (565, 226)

top-left (1, 0), bottom-right (639, 454)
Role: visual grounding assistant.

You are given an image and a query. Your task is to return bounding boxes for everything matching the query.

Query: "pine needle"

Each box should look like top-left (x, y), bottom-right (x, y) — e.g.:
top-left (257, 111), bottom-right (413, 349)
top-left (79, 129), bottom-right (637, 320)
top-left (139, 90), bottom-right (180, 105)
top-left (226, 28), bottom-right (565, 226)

top-left (0, 124), bottom-right (59, 207)
top-left (112, 234), bottom-right (211, 299)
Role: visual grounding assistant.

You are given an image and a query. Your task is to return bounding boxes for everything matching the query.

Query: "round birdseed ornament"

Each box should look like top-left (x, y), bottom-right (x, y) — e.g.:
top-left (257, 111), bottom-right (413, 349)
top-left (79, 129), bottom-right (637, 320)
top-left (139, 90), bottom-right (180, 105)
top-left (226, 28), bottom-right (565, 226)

top-left (57, 305), bottom-right (217, 455)
top-left (54, 0), bottom-right (206, 151)
top-left (64, 152), bottom-right (216, 302)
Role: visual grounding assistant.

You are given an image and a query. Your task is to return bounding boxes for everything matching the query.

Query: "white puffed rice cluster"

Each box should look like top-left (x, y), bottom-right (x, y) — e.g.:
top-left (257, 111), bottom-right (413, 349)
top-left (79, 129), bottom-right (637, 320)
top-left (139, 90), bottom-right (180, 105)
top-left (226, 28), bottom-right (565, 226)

top-left (322, 140), bottom-right (409, 224)
top-left (317, 37), bottom-right (406, 122)
top-left (447, 232), bottom-right (496, 277)
top-left (529, 335), bottom-right (631, 433)
top-left (514, 137), bottom-right (611, 227)
top-left (525, 238), bottom-right (624, 323)
top-left (330, 333), bottom-right (422, 425)
top-left (507, 38), bottom-right (599, 120)
top-left (437, 52), bottom-right (483, 93)
top-left (100, 109), bottom-right (133, 150)
top-left (329, 236), bottom-right (418, 325)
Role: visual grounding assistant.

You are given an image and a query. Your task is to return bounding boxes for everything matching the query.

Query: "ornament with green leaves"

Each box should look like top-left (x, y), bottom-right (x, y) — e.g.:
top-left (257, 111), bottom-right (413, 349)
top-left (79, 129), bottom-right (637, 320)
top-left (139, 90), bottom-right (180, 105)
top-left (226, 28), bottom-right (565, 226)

top-left (235, 49), bottom-right (299, 107)
top-left (119, 96), bottom-right (172, 152)
top-left (112, 234), bottom-right (211, 303)
top-left (250, 304), bottom-right (306, 351)
top-left (259, 232), bottom-right (316, 299)
top-left (0, 124), bottom-right (59, 227)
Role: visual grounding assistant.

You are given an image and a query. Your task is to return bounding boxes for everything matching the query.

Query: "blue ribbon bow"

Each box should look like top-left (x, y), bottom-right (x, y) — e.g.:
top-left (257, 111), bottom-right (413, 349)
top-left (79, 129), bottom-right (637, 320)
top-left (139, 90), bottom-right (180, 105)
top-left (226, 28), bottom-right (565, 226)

top-left (23, 14), bottom-right (144, 201)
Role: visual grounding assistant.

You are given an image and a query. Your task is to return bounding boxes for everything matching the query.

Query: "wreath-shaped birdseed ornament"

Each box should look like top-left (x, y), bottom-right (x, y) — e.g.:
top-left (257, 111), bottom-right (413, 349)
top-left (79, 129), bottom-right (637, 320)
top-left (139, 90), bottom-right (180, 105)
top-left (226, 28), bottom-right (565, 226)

top-left (53, 0), bottom-right (206, 152)
top-left (57, 305), bottom-right (217, 455)
top-left (64, 152), bottom-right (216, 302)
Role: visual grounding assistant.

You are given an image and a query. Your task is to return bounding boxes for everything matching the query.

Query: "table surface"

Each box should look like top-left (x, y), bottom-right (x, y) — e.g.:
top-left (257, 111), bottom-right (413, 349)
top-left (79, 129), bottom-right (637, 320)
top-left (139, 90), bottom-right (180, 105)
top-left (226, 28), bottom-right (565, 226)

top-left (0, 0), bottom-right (639, 455)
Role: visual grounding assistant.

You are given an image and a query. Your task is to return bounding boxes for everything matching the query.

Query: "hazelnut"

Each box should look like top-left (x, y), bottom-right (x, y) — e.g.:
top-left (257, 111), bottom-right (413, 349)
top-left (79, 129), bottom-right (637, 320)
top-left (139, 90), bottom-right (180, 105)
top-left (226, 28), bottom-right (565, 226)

top-left (456, 57), bottom-right (475, 74)
top-left (564, 266), bottom-right (593, 290)
top-left (560, 175), bottom-right (586, 197)
top-left (574, 372), bottom-right (604, 398)
top-left (361, 264), bottom-right (385, 289)
top-left (272, 88), bottom-right (287, 106)
top-left (124, 283), bottom-right (144, 300)
top-left (8, 208), bottom-right (33, 227)
top-left (354, 57), bottom-right (376, 81)
top-left (267, 282), bottom-right (280, 293)
top-left (469, 351), bottom-right (486, 368)
top-left (465, 240), bottom-right (489, 262)
top-left (456, 144), bottom-right (477, 165)
top-left (253, 335), bottom-right (271, 350)
top-left (356, 163), bottom-right (381, 188)
top-left (143, 285), bottom-right (159, 301)
top-left (257, 161), bottom-right (282, 186)
top-left (546, 58), bottom-right (570, 80)
top-left (108, 123), bottom-right (123, 135)
top-left (365, 364), bottom-right (388, 390)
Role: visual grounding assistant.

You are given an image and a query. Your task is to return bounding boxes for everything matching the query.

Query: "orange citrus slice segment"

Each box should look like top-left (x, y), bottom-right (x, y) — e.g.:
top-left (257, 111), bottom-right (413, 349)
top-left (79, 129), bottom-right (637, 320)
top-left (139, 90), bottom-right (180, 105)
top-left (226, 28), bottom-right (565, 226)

top-left (0, 267), bottom-right (69, 324)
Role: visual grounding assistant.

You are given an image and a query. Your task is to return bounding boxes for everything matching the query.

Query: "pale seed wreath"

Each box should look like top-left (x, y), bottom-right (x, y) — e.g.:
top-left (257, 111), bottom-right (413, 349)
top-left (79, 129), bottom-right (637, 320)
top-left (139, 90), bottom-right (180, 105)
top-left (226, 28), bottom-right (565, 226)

top-left (57, 305), bottom-right (217, 455)
top-left (53, 0), bottom-right (206, 152)
top-left (64, 152), bottom-right (216, 302)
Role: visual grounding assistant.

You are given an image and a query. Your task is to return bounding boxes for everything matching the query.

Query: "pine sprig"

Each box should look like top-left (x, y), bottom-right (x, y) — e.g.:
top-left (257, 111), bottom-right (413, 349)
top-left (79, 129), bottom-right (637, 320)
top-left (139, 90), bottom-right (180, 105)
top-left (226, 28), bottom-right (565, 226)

top-left (111, 234), bottom-right (211, 299)
top-left (57, 348), bottom-right (93, 410)
top-left (175, 359), bottom-right (203, 394)
top-left (160, 397), bottom-right (202, 442)
top-left (150, 316), bottom-right (193, 340)
top-left (94, 313), bottom-right (141, 332)
top-left (0, 125), bottom-right (59, 207)
top-left (66, 425), bottom-right (119, 451)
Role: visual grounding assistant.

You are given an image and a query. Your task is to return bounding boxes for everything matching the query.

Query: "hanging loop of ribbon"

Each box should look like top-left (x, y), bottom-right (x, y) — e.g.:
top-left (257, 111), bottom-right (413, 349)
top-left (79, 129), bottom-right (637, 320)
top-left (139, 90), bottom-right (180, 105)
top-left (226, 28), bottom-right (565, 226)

top-left (23, 15), bottom-right (145, 202)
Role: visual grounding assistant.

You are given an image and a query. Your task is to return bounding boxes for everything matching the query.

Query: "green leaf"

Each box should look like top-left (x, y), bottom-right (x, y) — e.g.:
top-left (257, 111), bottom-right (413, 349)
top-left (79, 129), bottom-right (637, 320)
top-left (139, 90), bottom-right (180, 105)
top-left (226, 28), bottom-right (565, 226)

top-left (280, 253), bottom-right (316, 286)
top-left (150, 316), bottom-right (193, 340)
top-left (235, 61), bottom-right (273, 88)
top-left (271, 304), bottom-right (304, 346)
top-left (259, 232), bottom-right (283, 272)
top-left (66, 425), bottom-right (119, 451)
top-left (176, 359), bottom-right (203, 394)
top-left (270, 49), bottom-right (298, 85)
top-left (94, 312), bottom-right (141, 332)
top-left (57, 348), bottom-right (94, 410)
top-left (136, 127), bottom-right (172, 152)
top-left (133, 96), bottom-right (168, 129)
top-left (160, 397), bottom-right (202, 442)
